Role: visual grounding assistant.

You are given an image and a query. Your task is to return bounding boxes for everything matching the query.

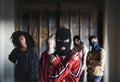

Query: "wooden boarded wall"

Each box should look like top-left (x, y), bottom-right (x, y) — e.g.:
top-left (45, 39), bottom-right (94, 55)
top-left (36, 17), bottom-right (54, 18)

top-left (15, 3), bottom-right (100, 56)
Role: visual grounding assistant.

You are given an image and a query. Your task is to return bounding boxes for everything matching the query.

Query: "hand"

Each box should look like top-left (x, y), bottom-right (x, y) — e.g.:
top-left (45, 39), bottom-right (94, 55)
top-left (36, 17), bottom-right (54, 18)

top-left (89, 60), bottom-right (94, 64)
top-left (82, 65), bottom-right (86, 69)
top-left (71, 52), bottom-right (79, 61)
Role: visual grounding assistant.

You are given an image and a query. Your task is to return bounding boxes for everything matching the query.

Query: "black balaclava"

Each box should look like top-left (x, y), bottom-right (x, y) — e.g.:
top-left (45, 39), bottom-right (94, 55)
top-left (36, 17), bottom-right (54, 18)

top-left (55, 28), bottom-right (71, 56)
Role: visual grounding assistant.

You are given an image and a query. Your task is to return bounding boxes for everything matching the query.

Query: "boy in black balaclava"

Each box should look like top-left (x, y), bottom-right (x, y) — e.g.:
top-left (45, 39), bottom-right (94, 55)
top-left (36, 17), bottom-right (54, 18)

top-left (48, 28), bottom-right (81, 82)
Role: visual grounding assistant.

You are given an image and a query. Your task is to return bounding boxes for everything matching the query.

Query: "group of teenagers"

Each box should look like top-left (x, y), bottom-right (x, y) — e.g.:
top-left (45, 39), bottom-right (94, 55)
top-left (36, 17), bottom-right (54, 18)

top-left (8, 28), bottom-right (106, 82)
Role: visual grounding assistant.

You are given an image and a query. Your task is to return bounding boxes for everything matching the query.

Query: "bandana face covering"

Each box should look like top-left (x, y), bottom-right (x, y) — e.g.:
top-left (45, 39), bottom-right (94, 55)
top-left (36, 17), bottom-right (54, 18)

top-left (55, 28), bottom-right (71, 56)
top-left (91, 41), bottom-right (100, 51)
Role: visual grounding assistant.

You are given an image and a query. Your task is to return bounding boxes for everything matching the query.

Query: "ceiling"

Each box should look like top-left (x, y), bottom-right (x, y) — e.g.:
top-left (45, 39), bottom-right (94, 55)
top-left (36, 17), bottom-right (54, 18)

top-left (16, 0), bottom-right (103, 4)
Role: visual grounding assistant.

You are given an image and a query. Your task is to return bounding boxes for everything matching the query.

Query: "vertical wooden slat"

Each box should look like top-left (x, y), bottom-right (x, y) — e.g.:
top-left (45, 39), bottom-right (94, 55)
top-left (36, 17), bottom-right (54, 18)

top-left (47, 10), bottom-right (50, 36)
top-left (69, 9), bottom-right (71, 30)
top-left (57, 3), bottom-right (60, 27)
top-left (39, 10), bottom-right (49, 55)
top-left (49, 10), bottom-right (57, 36)
top-left (71, 10), bottom-right (79, 37)
top-left (81, 9), bottom-right (89, 48)
top-left (15, 9), bottom-right (20, 31)
top-left (69, 9), bottom-right (73, 49)
top-left (21, 10), bottom-right (29, 32)
top-left (60, 10), bottom-right (69, 29)
top-left (70, 10), bottom-right (80, 49)
top-left (29, 10), bottom-right (32, 34)
top-left (39, 11), bottom-right (42, 56)
top-left (80, 9), bottom-right (82, 40)
top-left (19, 9), bottom-right (23, 31)
top-left (30, 11), bottom-right (39, 52)
top-left (37, 11), bottom-right (40, 56)
top-left (78, 10), bottom-right (81, 36)
top-left (89, 9), bottom-right (98, 36)
top-left (15, 1), bottom-right (20, 31)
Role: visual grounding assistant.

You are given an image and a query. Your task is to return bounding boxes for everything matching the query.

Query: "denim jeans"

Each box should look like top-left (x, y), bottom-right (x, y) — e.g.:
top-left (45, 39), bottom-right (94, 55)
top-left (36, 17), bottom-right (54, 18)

top-left (87, 73), bottom-right (102, 82)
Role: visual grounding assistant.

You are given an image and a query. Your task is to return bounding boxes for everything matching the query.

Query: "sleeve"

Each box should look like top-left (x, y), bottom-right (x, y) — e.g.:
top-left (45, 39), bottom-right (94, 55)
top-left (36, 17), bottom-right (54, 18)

top-left (86, 52), bottom-right (92, 68)
top-left (89, 49), bottom-right (106, 67)
top-left (39, 52), bottom-right (45, 82)
top-left (28, 49), bottom-right (39, 82)
top-left (81, 46), bottom-right (88, 71)
top-left (8, 48), bottom-right (18, 64)
top-left (82, 46), bottom-right (88, 66)
top-left (49, 53), bottom-right (81, 82)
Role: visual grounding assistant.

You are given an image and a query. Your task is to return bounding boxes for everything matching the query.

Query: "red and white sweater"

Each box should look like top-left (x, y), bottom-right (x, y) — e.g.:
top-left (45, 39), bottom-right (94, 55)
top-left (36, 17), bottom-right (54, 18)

top-left (39, 50), bottom-right (81, 82)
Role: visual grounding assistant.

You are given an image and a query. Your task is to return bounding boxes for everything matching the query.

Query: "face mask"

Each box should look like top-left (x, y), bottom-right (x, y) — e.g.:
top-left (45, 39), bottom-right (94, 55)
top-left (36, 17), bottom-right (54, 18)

top-left (91, 41), bottom-right (100, 51)
top-left (56, 28), bottom-right (71, 56)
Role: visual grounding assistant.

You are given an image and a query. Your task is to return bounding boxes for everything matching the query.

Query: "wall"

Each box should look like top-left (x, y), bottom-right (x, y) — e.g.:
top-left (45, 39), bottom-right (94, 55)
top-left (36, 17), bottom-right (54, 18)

top-left (0, 0), bottom-right (120, 82)
top-left (104, 0), bottom-right (120, 82)
top-left (0, 0), bottom-right (4, 81)
top-left (0, 0), bottom-right (15, 82)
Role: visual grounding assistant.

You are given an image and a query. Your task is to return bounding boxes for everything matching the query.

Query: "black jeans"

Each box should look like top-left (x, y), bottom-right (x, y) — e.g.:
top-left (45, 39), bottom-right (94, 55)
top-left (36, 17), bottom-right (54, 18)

top-left (79, 70), bottom-right (85, 82)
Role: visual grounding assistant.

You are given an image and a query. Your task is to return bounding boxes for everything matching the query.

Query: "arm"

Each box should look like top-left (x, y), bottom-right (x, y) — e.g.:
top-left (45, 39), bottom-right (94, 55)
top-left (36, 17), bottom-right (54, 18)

top-left (89, 49), bottom-right (106, 67)
top-left (86, 52), bottom-right (92, 68)
top-left (28, 49), bottom-right (39, 82)
top-left (8, 48), bottom-right (18, 64)
top-left (81, 46), bottom-right (88, 69)
top-left (39, 52), bottom-right (46, 82)
top-left (49, 52), bottom-right (81, 82)
top-left (79, 46), bottom-right (88, 75)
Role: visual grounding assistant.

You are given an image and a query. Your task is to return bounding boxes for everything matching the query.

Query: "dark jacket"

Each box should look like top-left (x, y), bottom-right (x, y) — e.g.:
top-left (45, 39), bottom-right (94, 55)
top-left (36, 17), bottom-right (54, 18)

top-left (9, 48), bottom-right (38, 82)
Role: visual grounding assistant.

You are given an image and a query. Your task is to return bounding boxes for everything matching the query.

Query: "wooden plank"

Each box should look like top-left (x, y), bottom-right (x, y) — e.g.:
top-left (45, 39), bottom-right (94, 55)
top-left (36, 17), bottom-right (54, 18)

top-left (49, 10), bottom-right (57, 36)
top-left (80, 9), bottom-right (89, 49)
top-left (15, 10), bottom-right (21, 31)
top-left (39, 10), bottom-right (49, 56)
top-left (20, 10), bottom-right (29, 32)
top-left (60, 10), bottom-right (69, 29)
top-left (89, 9), bottom-right (98, 36)
top-left (29, 11), bottom-right (39, 52)
top-left (70, 10), bottom-right (80, 49)
top-left (70, 10), bottom-right (80, 37)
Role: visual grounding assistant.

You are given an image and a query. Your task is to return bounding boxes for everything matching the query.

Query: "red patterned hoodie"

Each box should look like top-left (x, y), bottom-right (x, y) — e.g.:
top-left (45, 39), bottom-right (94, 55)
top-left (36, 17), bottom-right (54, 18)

top-left (39, 50), bottom-right (81, 82)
